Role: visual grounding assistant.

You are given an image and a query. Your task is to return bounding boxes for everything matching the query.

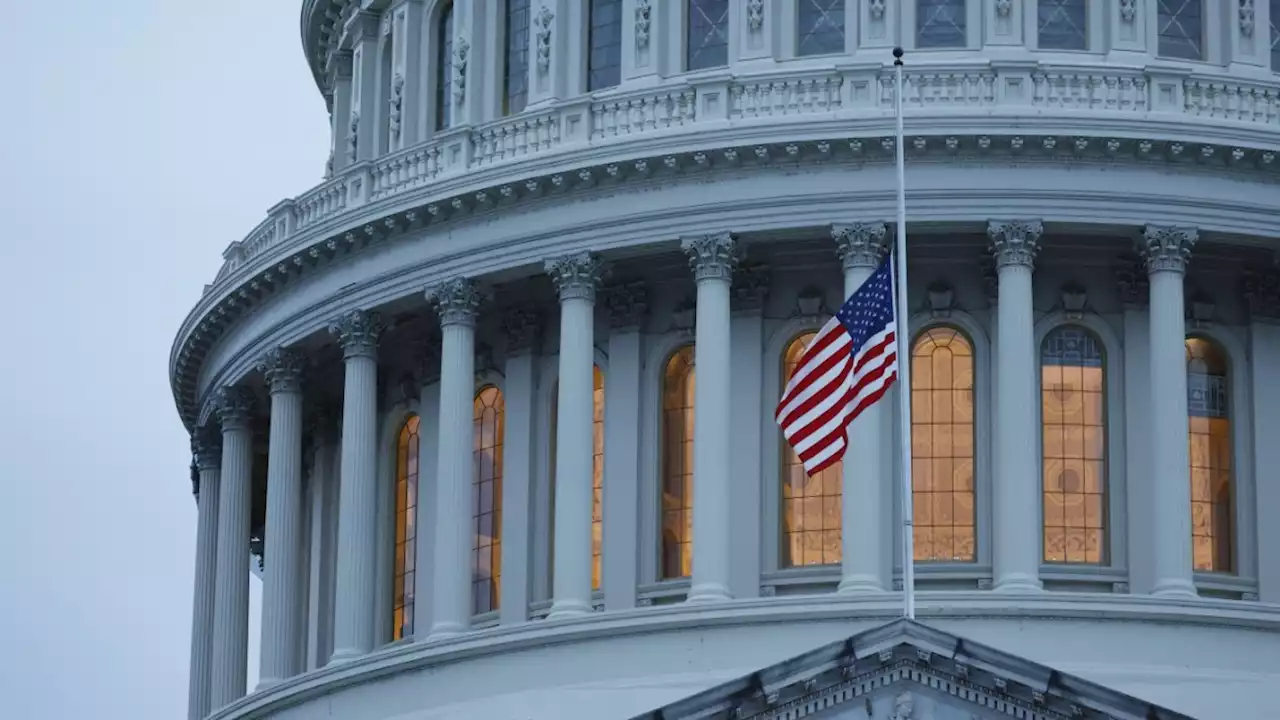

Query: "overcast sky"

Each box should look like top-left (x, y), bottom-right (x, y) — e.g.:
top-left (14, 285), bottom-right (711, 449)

top-left (0, 2), bottom-right (328, 717)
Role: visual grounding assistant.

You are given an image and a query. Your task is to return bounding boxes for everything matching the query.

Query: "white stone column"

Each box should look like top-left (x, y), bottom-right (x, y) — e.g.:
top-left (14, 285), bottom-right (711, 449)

top-left (601, 284), bottom-right (646, 610)
top-left (1247, 304), bottom-right (1280, 602)
top-left (833, 222), bottom-right (891, 593)
top-left (729, 267), bottom-right (767, 599)
top-left (425, 278), bottom-right (482, 638)
top-left (326, 52), bottom-right (354, 176)
top-left (498, 312), bottom-right (540, 625)
top-left (188, 433), bottom-right (221, 720)
top-left (347, 11), bottom-right (381, 163)
top-left (327, 310), bottom-right (385, 662)
top-left (681, 233), bottom-right (737, 603)
top-left (209, 387), bottom-right (254, 709)
top-left (987, 220), bottom-right (1044, 593)
top-left (1142, 225), bottom-right (1199, 599)
top-left (545, 252), bottom-right (604, 618)
top-left (412, 339), bottom-right (442, 638)
top-left (388, 1), bottom-right (425, 148)
top-left (256, 348), bottom-right (307, 688)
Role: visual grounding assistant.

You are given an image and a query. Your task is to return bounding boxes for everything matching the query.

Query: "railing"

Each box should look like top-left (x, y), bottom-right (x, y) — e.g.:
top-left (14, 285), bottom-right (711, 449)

top-left (207, 62), bottom-right (1280, 293)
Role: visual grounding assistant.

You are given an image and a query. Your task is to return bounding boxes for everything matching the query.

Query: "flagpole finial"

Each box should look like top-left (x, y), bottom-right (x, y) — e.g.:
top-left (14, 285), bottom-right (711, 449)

top-left (893, 47), bottom-right (904, 66)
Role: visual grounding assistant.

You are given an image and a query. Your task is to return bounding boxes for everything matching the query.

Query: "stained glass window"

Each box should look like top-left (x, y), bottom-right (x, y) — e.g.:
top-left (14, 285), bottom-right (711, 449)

top-left (1186, 337), bottom-right (1233, 573)
top-left (473, 387), bottom-right (504, 614)
top-left (392, 415), bottom-right (420, 639)
top-left (436, 2), bottom-right (454, 130)
top-left (660, 345), bottom-right (695, 579)
top-left (780, 332), bottom-right (842, 567)
top-left (1038, 0), bottom-right (1086, 50)
top-left (910, 327), bottom-right (976, 562)
top-left (1157, 0), bottom-right (1203, 61)
top-left (548, 366), bottom-right (607, 589)
top-left (687, 0), bottom-right (730, 71)
top-left (1040, 327), bottom-right (1107, 564)
top-left (504, 0), bottom-right (531, 115)
top-left (588, 0), bottom-right (623, 90)
top-left (798, 0), bottom-right (846, 57)
top-left (917, 0), bottom-right (967, 49)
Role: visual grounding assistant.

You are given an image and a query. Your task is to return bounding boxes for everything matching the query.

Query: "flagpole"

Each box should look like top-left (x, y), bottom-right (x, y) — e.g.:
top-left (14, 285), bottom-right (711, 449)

top-left (892, 46), bottom-right (916, 620)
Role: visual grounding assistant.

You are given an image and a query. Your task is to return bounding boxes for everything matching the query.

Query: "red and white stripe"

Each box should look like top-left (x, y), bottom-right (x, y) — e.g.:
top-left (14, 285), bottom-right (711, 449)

top-left (775, 320), bottom-right (898, 475)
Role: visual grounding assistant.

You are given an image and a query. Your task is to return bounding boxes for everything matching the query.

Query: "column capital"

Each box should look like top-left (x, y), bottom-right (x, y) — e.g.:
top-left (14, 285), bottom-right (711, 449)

top-left (215, 386), bottom-right (255, 432)
top-left (425, 277), bottom-right (482, 328)
top-left (832, 222), bottom-right (889, 270)
top-left (545, 252), bottom-right (606, 303)
top-left (682, 232), bottom-right (738, 282)
top-left (987, 220), bottom-right (1043, 270)
top-left (1140, 225), bottom-right (1198, 275)
top-left (601, 281), bottom-right (648, 330)
top-left (257, 347), bottom-right (306, 394)
top-left (192, 429), bottom-right (223, 472)
top-left (328, 310), bottom-right (385, 360)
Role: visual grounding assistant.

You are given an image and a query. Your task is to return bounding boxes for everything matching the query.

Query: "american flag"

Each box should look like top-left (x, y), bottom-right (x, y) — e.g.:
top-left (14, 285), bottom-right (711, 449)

top-left (775, 255), bottom-right (899, 475)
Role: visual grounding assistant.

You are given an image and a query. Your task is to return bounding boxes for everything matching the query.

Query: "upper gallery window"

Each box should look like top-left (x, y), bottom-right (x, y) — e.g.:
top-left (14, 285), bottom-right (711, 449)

top-left (1037, 0), bottom-right (1087, 50)
top-left (687, 0), bottom-right (730, 71)
top-left (588, 0), bottom-right (623, 91)
top-left (916, 0), bottom-right (967, 49)
top-left (1157, 0), bottom-right (1204, 61)
top-left (473, 386), bottom-right (505, 614)
top-left (780, 332), bottom-right (843, 567)
top-left (392, 415), bottom-right (420, 639)
top-left (548, 366), bottom-right (607, 590)
top-left (1271, 0), bottom-right (1279, 71)
top-left (1186, 337), bottom-right (1234, 573)
top-left (660, 345), bottom-right (696, 580)
top-left (504, 0), bottom-right (531, 115)
top-left (910, 327), bottom-right (977, 562)
top-left (797, 0), bottom-right (846, 57)
top-left (1040, 327), bottom-right (1107, 565)
top-left (436, 2), bottom-right (454, 130)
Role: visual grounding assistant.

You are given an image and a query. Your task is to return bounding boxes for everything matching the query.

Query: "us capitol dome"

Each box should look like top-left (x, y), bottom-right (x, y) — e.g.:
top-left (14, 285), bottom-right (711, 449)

top-left (175, 1), bottom-right (1280, 718)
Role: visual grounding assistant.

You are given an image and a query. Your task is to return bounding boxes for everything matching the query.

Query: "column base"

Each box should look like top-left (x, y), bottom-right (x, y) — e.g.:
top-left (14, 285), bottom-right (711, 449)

top-left (1151, 578), bottom-right (1199, 600)
top-left (426, 621), bottom-right (467, 642)
top-left (992, 573), bottom-right (1043, 593)
top-left (836, 576), bottom-right (886, 594)
top-left (547, 598), bottom-right (593, 620)
top-left (254, 677), bottom-right (282, 692)
top-left (327, 647), bottom-right (366, 665)
top-left (686, 582), bottom-right (733, 603)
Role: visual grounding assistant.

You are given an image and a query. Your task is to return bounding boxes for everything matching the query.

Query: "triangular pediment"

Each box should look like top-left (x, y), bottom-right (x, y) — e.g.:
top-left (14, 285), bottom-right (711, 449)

top-left (630, 619), bottom-right (1196, 720)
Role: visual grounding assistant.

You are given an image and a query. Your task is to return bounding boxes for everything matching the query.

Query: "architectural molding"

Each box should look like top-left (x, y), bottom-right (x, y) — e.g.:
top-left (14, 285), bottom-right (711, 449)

top-left (987, 220), bottom-right (1043, 270)
top-left (681, 232), bottom-right (738, 282)
top-left (424, 277), bottom-right (481, 328)
top-left (501, 308), bottom-right (543, 356)
top-left (214, 386), bottom-right (255, 431)
top-left (327, 309), bottom-right (384, 359)
top-left (601, 281), bottom-right (648, 331)
top-left (832, 221), bottom-right (890, 270)
top-left (258, 347), bottom-right (306, 394)
top-left (729, 263), bottom-right (769, 314)
top-left (545, 252), bottom-right (605, 303)
top-left (1140, 226), bottom-right (1199, 275)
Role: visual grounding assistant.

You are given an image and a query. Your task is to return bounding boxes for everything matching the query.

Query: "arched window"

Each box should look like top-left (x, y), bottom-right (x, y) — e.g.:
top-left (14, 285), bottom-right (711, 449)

top-left (686, 0), bottom-right (730, 71)
top-left (436, 2), bottom-right (454, 130)
top-left (780, 331), bottom-right (842, 567)
top-left (910, 327), bottom-right (976, 562)
top-left (1040, 327), bottom-right (1107, 564)
top-left (503, 0), bottom-right (531, 115)
top-left (1037, 0), bottom-right (1086, 50)
top-left (660, 345), bottom-right (695, 580)
top-left (587, 0), bottom-right (622, 91)
top-left (473, 386), bottom-right (505, 614)
top-left (548, 366), bottom-right (607, 589)
top-left (1186, 337), bottom-right (1233, 573)
top-left (392, 415), bottom-right (420, 640)
top-left (797, 0), bottom-right (846, 57)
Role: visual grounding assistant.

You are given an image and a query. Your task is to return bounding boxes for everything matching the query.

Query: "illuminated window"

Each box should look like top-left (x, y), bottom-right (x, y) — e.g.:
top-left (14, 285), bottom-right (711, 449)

top-left (473, 387), bottom-right (505, 613)
top-left (917, 0), bottom-right (967, 49)
top-left (548, 366), bottom-right (607, 589)
top-left (588, 0), bottom-right (623, 90)
top-left (503, 0), bottom-right (531, 115)
top-left (660, 345), bottom-right (695, 579)
top-left (797, 0), bottom-right (845, 56)
top-left (910, 327), bottom-right (976, 562)
top-left (1038, 0), bottom-right (1086, 50)
top-left (392, 415), bottom-right (420, 639)
top-left (687, 0), bottom-right (729, 71)
top-left (1157, 0), bottom-right (1203, 61)
top-left (1187, 337), bottom-right (1233, 573)
top-left (1040, 327), bottom-right (1107, 564)
top-left (780, 332), bottom-right (842, 567)
top-left (437, 2), bottom-right (454, 130)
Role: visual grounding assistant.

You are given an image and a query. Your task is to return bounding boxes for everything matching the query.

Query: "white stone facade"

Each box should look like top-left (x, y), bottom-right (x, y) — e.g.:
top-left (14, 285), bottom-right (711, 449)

top-left (177, 2), bottom-right (1280, 719)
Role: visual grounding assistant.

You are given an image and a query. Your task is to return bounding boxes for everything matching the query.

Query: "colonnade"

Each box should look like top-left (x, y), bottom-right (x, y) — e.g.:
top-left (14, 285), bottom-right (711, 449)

top-left (185, 220), bottom-right (1203, 718)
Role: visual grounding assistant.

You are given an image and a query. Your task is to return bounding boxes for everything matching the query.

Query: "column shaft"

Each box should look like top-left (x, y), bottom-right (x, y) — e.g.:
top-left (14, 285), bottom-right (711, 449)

top-left (187, 446), bottom-right (220, 720)
top-left (210, 389), bottom-right (254, 709)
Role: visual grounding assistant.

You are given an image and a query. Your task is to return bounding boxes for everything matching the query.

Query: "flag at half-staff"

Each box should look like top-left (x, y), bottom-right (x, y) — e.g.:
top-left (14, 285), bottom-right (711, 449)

top-left (774, 255), bottom-right (899, 476)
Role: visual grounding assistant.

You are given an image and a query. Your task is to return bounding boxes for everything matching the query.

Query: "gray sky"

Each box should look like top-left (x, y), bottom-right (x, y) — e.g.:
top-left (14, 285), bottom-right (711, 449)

top-left (0, 2), bottom-right (328, 717)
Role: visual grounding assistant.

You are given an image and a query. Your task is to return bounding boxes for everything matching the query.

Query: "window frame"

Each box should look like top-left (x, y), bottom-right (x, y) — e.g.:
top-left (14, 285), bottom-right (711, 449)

top-left (1030, 0), bottom-right (1097, 53)
top-left (586, 0), bottom-right (624, 91)
top-left (471, 380), bottom-right (507, 622)
top-left (793, 0), bottom-right (849, 58)
top-left (684, 0), bottom-right (732, 72)
top-left (906, 0), bottom-right (980, 51)
top-left (1154, 0), bottom-right (1209, 63)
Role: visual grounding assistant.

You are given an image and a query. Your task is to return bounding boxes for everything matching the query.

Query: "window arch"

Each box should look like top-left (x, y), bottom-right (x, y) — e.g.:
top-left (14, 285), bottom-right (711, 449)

top-left (780, 332), bottom-right (842, 567)
top-left (910, 327), bottom-right (976, 562)
top-left (1040, 326), bottom-right (1107, 564)
top-left (548, 365), bottom-right (607, 589)
top-left (473, 386), bottom-right (505, 614)
top-left (392, 415), bottom-right (420, 639)
top-left (660, 345), bottom-right (695, 580)
top-left (503, 0), bottom-right (531, 115)
top-left (1186, 337), bottom-right (1233, 573)
top-left (436, 2), bottom-right (454, 130)
top-left (587, 0), bottom-right (622, 90)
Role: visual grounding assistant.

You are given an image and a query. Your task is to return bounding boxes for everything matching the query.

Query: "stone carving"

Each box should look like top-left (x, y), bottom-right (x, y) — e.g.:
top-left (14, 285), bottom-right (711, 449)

top-left (995, 0), bottom-right (1012, 16)
top-left (412, 331), bottom-right (443, 385)
top-left (747, 0), bottom-right (764, 31)
top-left (453, 38), bottom-right (469, 103)
top-left (535, 5), bottom-right (554, 73)
top-left (891, 690), bottom-right (915, 719)
top-left (987, 220), bottom-right (1043, 270)
top-left (545, 251), bottom-right (605, 302)
top-left (1120, 0), bottom-right (1136, 22)
top-left (1115, 255), bottom-right (1149, 308)
top-left (388, 73), bottom-right (404, 142)
top-left (328, 309), bottom-right (385, 359)
top-left (215, 385), bottom-right (255, 431)
top-left (425, 277), bottom-right (482, 327)
top-left (634, 0), bottom-right (651, 48)
top-left (869, 0), bottom-right (885, 19)
top-left (1243, 267), bottom-right (1280, 321)
top-left (191, 429), bottom-right (222, 472)
top-left (346, 110), bottom-right (360, 163)
top-left (501, 308), bottom-right (542, 355)
top-left (1240, 0), bottom-right (1256, 37)
top-left (833, 222), bottom-right (889, 270)
top-left (682, 232), bottom-right (738, 282)
top-left (602, 281), bottom-right (648, 330)
top-left (1140, 225), bottom-right (1197, 274)
top-left (325, 149), bottom-right (334, 178)
top-left (257, 347), bottom-right (305, 394)
top-left (1061, 283), bottom-right (1087, 320)
top-left (731, 264), bottom-right (769, 313)
top-left (927, 282), bottom-right (954, 318)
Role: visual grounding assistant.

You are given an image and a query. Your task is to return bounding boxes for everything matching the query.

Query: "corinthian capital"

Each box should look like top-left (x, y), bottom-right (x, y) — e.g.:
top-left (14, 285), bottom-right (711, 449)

top-left (1140, 225), bottom-right (1198, 275)
top-left (545, 252), bottom-right (606, 303)
top-left (215, 386), bottom-right (255, 431)
top-left (191, 428), bottom-right (222, 472)
top-left (681, 232), bottom-right (738, 282)
top-left (987, 220), bottom-right (1043, 270)
top-left (328, 309), bottom-right (384, 360)
top-left (257, 347), bottom-right (305, 394)
top-left (832, 222), bottom-right (889, 270)
top-left (425, 277), bottom-right (482, 328)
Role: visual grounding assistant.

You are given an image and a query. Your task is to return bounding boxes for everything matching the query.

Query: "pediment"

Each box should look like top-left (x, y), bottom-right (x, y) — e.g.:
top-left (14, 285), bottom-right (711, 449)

top-left (631, 619), bottom-right (1195, 720)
